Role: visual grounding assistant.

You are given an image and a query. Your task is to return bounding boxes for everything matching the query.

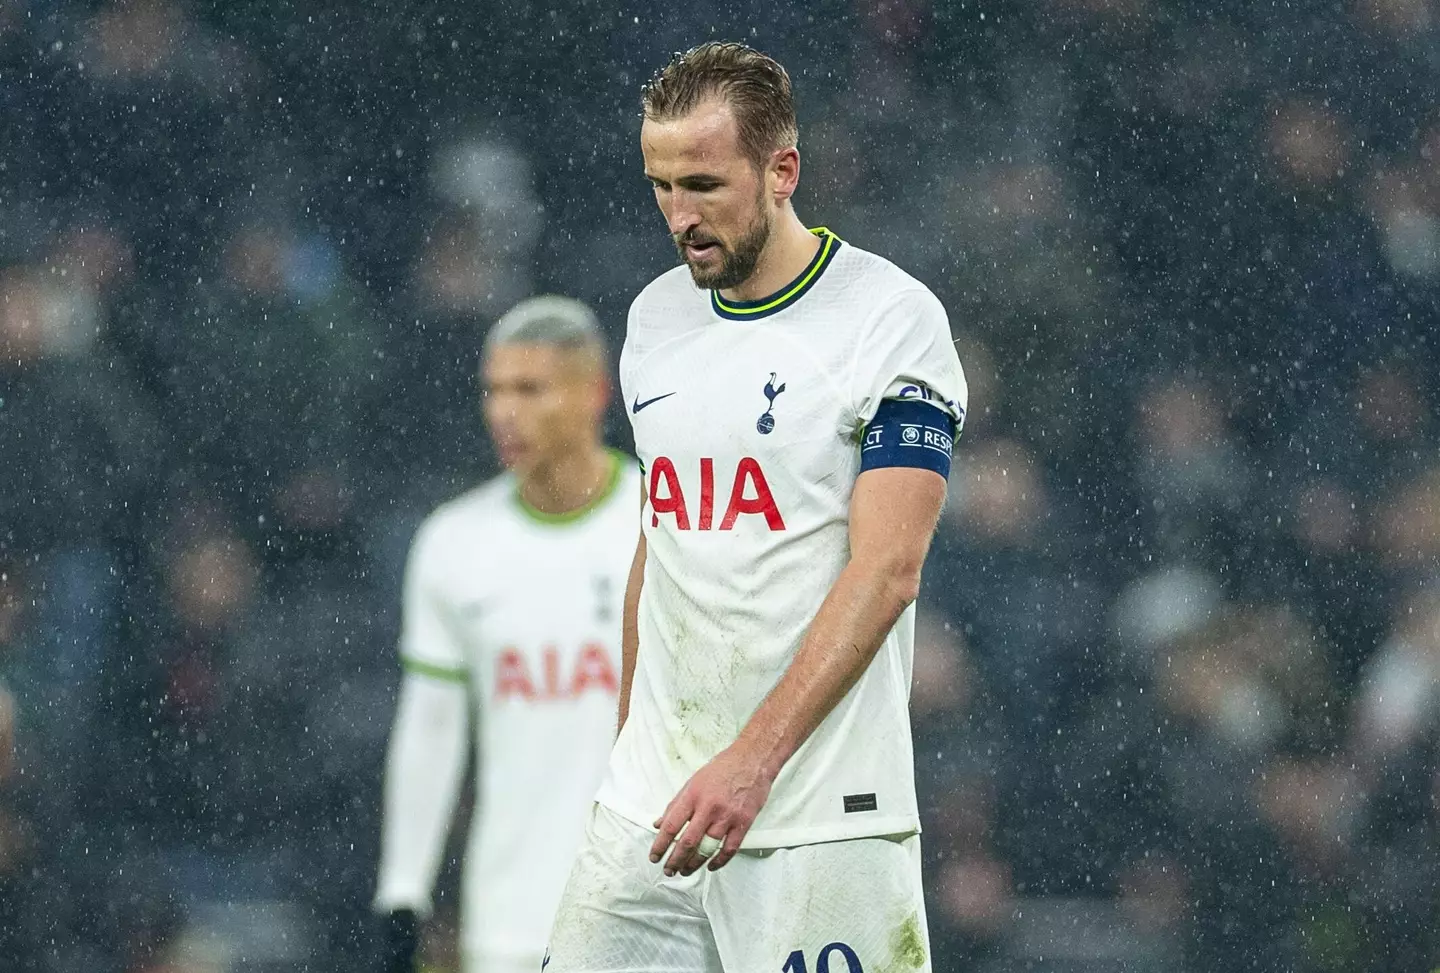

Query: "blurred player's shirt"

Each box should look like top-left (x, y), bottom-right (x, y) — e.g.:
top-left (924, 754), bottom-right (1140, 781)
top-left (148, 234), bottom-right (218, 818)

top-left (378, 452), bottom-right (639, 959)
top-left (598, 228), bottom-right (967, 847)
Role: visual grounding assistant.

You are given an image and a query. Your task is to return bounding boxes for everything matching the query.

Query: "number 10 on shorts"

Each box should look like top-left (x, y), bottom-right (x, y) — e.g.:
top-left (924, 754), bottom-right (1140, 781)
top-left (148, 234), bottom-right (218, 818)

top-left (782, 943), bottom-right (863, 973)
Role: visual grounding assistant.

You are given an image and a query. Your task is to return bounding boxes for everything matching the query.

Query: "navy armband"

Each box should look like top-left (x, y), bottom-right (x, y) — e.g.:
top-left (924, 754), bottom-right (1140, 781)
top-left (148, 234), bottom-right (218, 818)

top-left (860, 399), bottom-right (955, 477)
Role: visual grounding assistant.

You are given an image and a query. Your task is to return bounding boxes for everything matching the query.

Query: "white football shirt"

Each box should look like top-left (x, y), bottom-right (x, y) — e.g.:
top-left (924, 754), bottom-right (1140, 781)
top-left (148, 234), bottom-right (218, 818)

top-left (596, 228), bottom-right (968, 848)
top-left (385, 452), bottom-right (639, 959)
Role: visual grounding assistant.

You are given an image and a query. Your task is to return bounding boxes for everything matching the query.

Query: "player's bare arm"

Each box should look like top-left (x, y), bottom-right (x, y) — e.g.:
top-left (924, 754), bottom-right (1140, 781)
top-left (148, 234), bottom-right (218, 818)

top-left (650, 466), bottom-right (948, 876)
top-left (617, 527), bottom-right (646, 733)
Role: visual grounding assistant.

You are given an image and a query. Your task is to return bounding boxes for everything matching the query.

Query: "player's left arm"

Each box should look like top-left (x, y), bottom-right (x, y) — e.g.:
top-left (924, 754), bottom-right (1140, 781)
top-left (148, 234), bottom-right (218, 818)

top-left (748, 463), bottom-right (945, 755)
top-left (650, 466), bottom-right (947, 876)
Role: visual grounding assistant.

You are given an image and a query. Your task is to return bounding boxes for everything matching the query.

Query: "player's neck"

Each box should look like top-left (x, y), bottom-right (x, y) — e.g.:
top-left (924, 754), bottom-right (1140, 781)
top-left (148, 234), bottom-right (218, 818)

top-left (518, 445), bottom-right (615, 518)
top-left (718, 214), bottom-right (821, 304)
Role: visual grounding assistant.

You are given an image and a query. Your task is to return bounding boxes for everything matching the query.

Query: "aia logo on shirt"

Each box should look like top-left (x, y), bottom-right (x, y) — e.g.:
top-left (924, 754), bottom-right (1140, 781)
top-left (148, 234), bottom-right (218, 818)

top-left (648, 456), bottom-right (786, 531)
top-left (494, 643), bottom-right (618, 701)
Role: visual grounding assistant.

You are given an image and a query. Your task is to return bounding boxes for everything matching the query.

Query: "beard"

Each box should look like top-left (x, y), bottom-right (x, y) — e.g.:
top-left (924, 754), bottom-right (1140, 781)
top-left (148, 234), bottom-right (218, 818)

top-left (675, 208), bottom-right (771, 291)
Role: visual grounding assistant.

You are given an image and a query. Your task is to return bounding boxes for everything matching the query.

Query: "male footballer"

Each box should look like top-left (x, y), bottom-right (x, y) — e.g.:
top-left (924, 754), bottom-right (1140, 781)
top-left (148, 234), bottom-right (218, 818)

top-left (546, 42), bottom-right (967, 973)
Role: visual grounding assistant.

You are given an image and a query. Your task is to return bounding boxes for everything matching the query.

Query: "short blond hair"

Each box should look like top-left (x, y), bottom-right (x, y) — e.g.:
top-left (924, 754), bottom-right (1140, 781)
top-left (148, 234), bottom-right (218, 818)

top-left (484, 295), bottom-right (606, 368)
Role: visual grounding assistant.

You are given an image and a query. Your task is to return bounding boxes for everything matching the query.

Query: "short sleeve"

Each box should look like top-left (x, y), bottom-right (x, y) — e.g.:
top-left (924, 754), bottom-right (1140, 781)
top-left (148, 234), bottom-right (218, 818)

top-left (618, 292), bottom-right (647, 423)
top-left (849, 287), bottom-right (968, 434)
top-left (398, 519), bottom-right (469, 682)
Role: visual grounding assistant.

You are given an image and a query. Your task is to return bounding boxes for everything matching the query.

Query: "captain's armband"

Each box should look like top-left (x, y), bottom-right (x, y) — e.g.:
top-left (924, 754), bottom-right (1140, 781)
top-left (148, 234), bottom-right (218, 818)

top-left (859, 399), bottom-right (955, 478)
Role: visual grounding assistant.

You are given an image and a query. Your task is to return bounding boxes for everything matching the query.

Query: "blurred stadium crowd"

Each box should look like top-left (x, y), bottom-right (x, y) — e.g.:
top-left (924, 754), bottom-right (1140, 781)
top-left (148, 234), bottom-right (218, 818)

top-left (2, 0), bottom-right (1439, 971)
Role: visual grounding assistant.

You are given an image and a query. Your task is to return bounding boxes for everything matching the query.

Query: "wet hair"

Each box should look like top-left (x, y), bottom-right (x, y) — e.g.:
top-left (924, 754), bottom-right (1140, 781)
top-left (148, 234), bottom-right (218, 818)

top-left (641, 42), bottom-right (798, 168)
top-left (484, 295), bottom-right (606, 365)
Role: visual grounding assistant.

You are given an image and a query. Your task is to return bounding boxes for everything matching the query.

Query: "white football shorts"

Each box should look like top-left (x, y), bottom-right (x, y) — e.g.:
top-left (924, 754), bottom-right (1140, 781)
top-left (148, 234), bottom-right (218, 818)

top-left (544, 803), bottom-right (932, 973)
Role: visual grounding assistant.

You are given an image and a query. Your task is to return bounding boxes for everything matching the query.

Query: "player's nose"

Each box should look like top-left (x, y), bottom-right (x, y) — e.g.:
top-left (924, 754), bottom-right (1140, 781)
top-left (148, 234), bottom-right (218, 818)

top-left (666, 199), bottom-right (701, 237)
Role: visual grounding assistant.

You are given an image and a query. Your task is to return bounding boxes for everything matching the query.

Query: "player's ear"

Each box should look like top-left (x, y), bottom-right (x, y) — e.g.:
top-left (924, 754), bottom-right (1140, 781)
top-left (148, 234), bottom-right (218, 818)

top-left (770, 146), bottom-right (800, 203)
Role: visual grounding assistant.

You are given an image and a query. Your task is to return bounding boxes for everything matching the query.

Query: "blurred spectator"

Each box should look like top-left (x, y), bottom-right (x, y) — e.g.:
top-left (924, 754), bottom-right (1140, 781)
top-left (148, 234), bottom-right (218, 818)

top-left (1374, 463), bottom-right (1440, 595)
top-left (936, 156), bottom-right (1119, 457)
top-left (121, 504), bottom-right (388, 850)
top-left (1110, 564), bottom-right (1225, 671)
top-left (1363, 121), bottom-right (1440, 295)
top-left (1132, 376), bottom-right (1251, 571)
top-left (166, 220), bottom-right (384, 538)
top-left (1350, 587), bottom-right (1440, 767)
top-left (58, 0), bottom-right (257, 282)
top-left (927, 437), bottom-right (1107, 737)
top-left (910, 612), bottom-right (1015, 967)
top-left (0, 261), bottom-right (167, 555)
top-left (0, 261), bottom-right (162, 885)
top-left (1138, 606), bottom-right (1345, 970)
top-left (1260, 363), bottom-right (1429, 677)
top-left (370, 212), bottom-right (513, 515)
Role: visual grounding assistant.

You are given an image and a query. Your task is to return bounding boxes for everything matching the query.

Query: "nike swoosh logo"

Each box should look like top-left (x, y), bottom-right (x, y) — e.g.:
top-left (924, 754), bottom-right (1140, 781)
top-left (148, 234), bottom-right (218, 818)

top-left (632, 392), bottom-right (676, 414)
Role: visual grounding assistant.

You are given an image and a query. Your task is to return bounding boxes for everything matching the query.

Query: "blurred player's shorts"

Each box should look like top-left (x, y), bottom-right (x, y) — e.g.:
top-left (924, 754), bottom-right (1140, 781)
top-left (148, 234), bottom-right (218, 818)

top-left (545, 803), bottom-right (931, 973)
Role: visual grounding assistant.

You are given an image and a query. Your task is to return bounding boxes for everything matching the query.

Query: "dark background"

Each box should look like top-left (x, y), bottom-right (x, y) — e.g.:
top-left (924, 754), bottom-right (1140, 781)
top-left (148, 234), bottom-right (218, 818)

top-left (2, 0), bottom-right (1439, 970)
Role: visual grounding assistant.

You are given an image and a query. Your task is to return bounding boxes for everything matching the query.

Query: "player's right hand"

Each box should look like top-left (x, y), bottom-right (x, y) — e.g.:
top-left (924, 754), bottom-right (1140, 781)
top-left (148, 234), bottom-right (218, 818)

top-left (380, 909), bottom-right (420, 973)
top-left (649, 741), bottom-right (775, 877)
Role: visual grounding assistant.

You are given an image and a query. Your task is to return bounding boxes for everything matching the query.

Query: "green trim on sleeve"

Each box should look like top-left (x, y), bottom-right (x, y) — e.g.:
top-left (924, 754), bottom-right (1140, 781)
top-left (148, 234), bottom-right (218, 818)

top-left (402, 657), bottom-right (469, 683)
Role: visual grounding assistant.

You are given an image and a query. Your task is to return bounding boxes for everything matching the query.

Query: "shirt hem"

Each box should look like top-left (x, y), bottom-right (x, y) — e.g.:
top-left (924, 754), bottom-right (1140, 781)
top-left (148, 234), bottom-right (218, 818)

top-left (595, 797), bottom-right (919, 850)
